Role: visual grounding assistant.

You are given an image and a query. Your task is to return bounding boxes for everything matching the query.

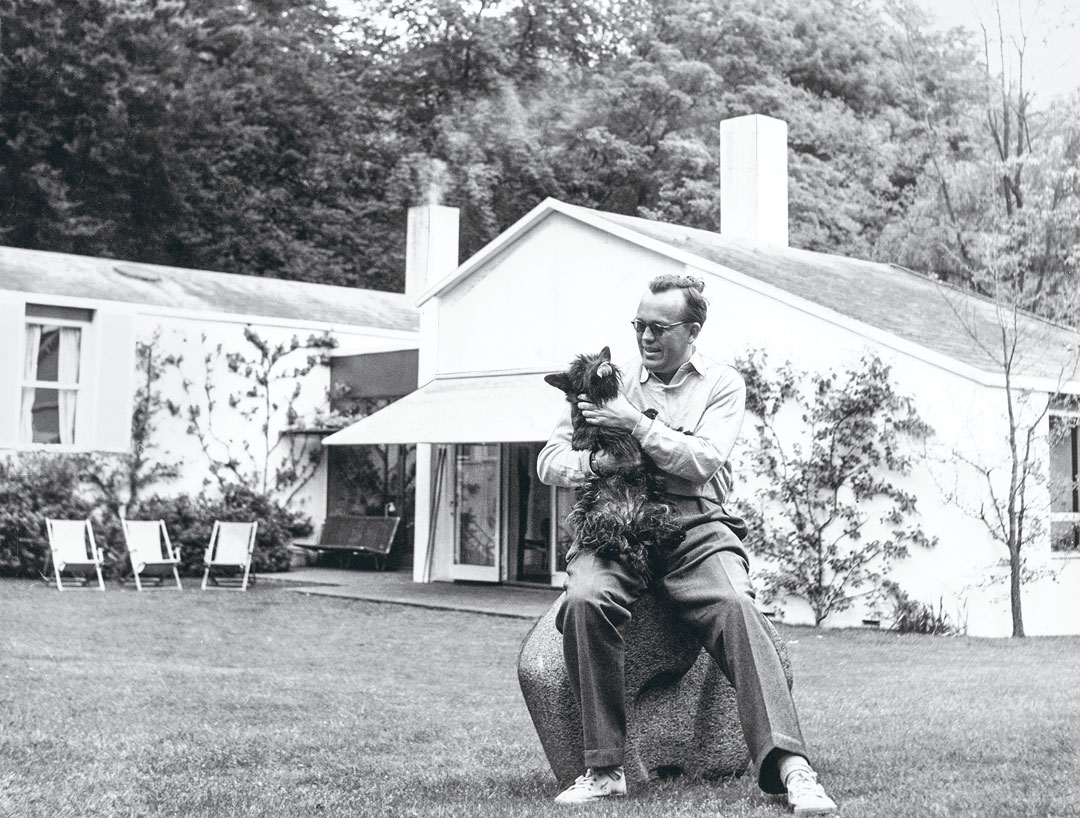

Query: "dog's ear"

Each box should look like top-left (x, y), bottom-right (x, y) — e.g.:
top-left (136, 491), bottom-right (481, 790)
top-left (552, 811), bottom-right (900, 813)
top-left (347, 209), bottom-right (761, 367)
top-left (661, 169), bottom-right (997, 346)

top-left (544, 372), bottom-right (573, 394)
top-left (600, 346), bottom-right (611, 362)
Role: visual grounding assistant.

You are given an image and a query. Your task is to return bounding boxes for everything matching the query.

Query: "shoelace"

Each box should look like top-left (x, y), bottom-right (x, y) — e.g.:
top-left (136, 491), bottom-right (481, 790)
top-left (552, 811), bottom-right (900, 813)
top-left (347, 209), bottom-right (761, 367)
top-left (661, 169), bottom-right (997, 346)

top-left (568, 768), bottom-right (619, 790)
top-left (786, 770), bottom-right (825, 798)
top-left (566, 771), bottom-right (597, 791)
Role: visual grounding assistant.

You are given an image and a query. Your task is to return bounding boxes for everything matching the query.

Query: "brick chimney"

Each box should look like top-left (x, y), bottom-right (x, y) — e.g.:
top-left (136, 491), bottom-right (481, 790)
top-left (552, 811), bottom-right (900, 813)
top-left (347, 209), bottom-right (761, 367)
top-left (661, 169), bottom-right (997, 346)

top-left (720, 114), bottom-right (789, 246)
top-left (406, 203), bottom-right (459, 387)
top-left (405, 203), bottom-right (459, 300)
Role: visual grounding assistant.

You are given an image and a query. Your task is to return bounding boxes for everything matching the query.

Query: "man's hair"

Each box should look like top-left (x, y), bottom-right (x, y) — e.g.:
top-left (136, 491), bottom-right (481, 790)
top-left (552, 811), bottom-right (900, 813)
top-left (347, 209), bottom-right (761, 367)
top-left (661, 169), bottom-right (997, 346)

top-left (648, 274), bottom-right (708, 326)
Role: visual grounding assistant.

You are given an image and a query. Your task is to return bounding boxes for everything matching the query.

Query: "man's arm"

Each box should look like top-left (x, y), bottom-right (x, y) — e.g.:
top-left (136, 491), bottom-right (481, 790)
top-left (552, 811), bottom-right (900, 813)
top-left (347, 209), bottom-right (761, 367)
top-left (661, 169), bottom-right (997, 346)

top-left (632, 371), bottom-right (745, 483)
top-left (536, 406), bottom-right (594, 487)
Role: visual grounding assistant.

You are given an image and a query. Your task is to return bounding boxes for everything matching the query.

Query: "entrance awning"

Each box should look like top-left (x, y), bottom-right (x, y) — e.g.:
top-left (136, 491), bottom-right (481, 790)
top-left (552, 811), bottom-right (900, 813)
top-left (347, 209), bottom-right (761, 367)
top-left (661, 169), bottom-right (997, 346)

top-left (321, 373), bottom-right (567, 445)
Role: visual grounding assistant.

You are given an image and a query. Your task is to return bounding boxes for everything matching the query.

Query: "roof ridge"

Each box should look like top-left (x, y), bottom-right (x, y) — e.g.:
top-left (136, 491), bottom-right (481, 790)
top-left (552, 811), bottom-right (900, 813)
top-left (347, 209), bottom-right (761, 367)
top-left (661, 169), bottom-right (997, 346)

top-left (590, 207), bottom-right (1078, 336)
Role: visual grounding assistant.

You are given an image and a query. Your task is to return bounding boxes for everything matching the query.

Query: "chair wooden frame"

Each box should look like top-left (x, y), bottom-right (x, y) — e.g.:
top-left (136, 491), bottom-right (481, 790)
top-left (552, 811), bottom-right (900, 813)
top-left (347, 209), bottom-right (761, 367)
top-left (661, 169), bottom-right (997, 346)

top-left (201, 521), bottom-right (258, 591)
top-left (122, 519), bottom-right (183, 591)
top-left (45, 519), bottom-right (106, 591)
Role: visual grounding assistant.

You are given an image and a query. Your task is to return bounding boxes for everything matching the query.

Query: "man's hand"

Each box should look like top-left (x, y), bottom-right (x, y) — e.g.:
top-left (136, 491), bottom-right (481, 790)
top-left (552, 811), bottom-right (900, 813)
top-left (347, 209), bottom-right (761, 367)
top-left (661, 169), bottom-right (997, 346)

top-left (577, 393), bottom-right (641, 432)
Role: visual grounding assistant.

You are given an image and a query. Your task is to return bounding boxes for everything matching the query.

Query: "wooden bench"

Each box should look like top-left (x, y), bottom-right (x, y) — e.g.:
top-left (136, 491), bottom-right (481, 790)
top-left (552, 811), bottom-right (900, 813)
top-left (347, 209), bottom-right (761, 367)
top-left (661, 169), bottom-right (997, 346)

top-left (294, 515), bottom-right (401, 571)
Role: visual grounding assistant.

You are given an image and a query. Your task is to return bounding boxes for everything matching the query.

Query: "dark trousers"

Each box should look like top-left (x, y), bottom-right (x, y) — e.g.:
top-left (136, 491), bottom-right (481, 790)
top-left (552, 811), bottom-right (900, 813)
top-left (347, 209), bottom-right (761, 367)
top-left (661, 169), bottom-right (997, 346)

top-left (555, 496), bottom-right (807, 794)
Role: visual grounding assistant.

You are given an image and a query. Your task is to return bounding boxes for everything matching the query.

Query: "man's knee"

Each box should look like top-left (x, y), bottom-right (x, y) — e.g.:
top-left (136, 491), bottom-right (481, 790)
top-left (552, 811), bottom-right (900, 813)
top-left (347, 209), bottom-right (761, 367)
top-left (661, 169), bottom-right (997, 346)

top-left (557, 573), bottom-right (633, 634)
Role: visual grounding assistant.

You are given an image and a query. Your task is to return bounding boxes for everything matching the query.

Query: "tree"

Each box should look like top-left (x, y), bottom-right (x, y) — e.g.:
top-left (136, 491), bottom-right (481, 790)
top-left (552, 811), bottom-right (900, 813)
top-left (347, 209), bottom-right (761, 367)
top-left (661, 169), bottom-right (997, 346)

top-left (881, 0), bottom-right (1080, 636)
top-left (881, 0), bottom-right (1080, 317)
top-left (934, 255), bottom-right (1080, 638)
top-left (734, 350), bottom-right (936, 626)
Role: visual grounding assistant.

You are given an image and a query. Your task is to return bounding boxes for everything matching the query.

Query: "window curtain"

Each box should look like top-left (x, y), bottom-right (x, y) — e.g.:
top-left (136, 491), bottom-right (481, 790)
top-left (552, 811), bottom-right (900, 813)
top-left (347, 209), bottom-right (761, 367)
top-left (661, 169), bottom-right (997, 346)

top-left (57, 327), bottom-right (81, 445)
top-left (20, 325), bottom-right (41, 443)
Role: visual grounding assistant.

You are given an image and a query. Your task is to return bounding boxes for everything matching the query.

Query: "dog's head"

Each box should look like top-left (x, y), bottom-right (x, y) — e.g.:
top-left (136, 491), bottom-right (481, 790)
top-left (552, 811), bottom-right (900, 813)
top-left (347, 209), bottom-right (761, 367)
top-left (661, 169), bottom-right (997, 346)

top-left (545, 346), bottom-right (622, 405)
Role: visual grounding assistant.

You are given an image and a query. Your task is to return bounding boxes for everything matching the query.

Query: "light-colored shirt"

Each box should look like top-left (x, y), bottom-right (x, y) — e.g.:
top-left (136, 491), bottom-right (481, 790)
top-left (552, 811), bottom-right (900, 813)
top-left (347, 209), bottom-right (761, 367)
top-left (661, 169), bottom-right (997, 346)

top-left (536, 348), bottom-right (746, 502)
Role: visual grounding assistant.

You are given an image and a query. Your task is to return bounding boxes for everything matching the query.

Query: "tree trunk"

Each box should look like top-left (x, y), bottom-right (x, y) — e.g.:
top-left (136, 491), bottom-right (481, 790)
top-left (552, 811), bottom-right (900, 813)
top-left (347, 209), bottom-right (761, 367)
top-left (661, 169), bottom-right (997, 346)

top-left (1009, 540), bottom-right (1025, 637)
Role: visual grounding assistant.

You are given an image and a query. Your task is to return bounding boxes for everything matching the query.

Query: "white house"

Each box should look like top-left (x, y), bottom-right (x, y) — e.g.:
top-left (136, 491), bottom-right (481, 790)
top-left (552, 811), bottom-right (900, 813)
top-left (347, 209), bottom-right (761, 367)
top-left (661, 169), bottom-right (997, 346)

top-left (0, 246), bottom-right (419, 519)
top-left (324, 114), bottom-right (1080, 637)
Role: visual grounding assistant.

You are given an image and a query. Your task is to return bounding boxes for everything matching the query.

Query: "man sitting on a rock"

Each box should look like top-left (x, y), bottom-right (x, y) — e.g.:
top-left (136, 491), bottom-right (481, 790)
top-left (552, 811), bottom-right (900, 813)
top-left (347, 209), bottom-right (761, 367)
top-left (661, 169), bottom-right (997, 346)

top-left (537, 274), bottom-right (837, 815)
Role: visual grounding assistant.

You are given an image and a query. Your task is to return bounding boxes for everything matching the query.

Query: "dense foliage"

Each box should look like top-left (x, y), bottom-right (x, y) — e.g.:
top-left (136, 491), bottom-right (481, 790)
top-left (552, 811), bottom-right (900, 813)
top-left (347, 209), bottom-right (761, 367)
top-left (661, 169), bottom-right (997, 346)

top-left (0, 454), bottom-right (307, 580)
top-left (5, 0), bottom-right (1073, 301)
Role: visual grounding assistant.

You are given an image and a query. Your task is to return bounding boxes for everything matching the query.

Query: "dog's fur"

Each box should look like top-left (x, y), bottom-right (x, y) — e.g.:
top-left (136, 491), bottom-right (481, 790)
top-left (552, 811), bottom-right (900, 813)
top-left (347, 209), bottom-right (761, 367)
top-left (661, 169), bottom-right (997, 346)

top-left (545, 347), bottom-right (684, 582)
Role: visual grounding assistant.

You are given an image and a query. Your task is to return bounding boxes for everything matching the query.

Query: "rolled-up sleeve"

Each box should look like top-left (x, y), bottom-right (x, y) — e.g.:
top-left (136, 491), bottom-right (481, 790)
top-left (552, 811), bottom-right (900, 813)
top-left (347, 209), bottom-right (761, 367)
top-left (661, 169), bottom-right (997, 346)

top-left (537, 406), bottom-right (594, 487)
top-left (631, 368), bottom-right (745, 484)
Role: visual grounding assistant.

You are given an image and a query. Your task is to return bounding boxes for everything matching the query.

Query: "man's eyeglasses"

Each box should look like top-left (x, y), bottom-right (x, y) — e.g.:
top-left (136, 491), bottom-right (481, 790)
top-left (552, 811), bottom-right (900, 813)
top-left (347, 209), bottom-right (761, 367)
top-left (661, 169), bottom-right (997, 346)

top-left (631, 319), bottom-right (689, 338)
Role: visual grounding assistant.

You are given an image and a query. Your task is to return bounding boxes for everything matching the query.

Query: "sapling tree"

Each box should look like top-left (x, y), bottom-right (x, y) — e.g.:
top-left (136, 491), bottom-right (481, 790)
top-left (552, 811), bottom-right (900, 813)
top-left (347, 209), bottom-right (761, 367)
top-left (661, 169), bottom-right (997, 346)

top-left (78, 331), bottom-right (182, 517)
top-left (735, 350), bottom-right (936, 626)
top-left (179, 326), bottom-right (337, 502)
top-left (934, 256), bottom-right (1080, 637)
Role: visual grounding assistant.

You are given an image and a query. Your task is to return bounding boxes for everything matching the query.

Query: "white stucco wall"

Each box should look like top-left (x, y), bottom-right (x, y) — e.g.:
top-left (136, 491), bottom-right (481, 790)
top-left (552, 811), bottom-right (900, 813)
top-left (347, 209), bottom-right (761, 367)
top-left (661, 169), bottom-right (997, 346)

top-left (2, 284), bottom-right (418, 527)
top-left (418, 212), bottom-right (1080, 636)
top-left (131, 317), bottom-right (328, 515)
top-left (436, 213), bottom-right (685, 375)
top-left (135, 314), bottom-right (419, 518)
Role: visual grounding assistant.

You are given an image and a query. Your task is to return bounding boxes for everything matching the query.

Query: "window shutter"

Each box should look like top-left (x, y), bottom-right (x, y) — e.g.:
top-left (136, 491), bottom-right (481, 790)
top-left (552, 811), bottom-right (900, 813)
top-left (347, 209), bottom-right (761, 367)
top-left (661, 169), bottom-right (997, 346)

top-left (0, 301), bottom-right (22, 448)
top-left (93, 311), bottom-right (135, 453)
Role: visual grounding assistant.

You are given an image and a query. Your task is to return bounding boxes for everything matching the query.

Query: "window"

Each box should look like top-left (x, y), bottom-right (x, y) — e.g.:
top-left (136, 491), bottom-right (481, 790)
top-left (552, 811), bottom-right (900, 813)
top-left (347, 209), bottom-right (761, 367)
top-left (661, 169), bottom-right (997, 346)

top-left (20, 305), bottom-right (92, 446)
top-left (1049, 413), bottom-right (1080, 554)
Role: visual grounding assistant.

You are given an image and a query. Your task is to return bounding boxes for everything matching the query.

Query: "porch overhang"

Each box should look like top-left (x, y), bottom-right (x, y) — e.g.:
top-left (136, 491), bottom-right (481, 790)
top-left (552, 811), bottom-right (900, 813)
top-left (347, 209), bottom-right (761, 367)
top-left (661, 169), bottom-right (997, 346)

top-left (321, 372), bottom-right (565, 445)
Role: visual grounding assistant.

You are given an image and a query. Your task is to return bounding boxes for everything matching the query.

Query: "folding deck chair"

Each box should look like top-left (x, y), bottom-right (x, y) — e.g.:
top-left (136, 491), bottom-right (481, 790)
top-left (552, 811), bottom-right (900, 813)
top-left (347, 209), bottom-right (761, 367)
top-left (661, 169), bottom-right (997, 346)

top-left (201, 521), bottom-right (258, 591)
top-left (45, 519), bottom-right (106, 591)
top-left (121, 519), bottom-right (183, 591)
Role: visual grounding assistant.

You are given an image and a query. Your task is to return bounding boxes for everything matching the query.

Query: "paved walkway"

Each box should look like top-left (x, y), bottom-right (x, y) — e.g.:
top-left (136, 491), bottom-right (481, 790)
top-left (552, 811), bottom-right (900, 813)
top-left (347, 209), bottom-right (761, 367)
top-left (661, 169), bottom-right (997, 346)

top-left (264, 566), bottom-right (562, 620)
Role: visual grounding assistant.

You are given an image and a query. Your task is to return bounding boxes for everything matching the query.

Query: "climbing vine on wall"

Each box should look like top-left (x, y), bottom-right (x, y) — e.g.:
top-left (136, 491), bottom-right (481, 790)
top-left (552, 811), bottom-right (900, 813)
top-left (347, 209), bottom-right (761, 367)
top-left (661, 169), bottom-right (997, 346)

top-left (734, 349), bottom-right (937, 625)
top-left (178, 326), bottom-right (338, 502)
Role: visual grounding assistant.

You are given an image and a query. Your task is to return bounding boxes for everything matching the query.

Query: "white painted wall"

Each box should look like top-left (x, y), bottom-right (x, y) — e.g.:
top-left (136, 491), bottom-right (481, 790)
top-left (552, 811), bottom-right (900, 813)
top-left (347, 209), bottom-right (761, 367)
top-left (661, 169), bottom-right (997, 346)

top-left (1, 287), bottom-right (418, 530)
top-left (135, 315), bottom-right (419, 518)
top-left (436, 212), bottom-right (685, 375)
top-left (417, 216), bottom-right (1080, 636)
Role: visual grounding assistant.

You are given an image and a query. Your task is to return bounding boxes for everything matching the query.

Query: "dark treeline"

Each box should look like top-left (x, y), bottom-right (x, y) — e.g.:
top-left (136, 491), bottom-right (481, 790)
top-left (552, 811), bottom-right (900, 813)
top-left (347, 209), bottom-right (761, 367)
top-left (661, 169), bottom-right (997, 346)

top-left (2, 0), bottom-right (1077, 307)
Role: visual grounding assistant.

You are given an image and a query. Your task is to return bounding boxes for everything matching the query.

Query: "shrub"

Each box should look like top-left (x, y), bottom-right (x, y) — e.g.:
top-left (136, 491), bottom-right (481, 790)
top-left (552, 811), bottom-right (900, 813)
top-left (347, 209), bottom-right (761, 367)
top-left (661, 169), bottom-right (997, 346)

top-left (1, 452), bottom-right (310, 579)
top-left (0, 454), bottom-right (116, 577)
top-left (884, 582), bottom-right (960, 635)
top-left (130, 484), bottom-right (311, 575)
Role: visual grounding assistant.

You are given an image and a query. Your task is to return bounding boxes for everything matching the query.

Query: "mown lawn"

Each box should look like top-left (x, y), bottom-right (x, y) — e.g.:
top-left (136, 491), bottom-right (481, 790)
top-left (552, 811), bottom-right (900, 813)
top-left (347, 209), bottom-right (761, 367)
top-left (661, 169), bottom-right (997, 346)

top-left (1, 578), bottom-right (1077, 818)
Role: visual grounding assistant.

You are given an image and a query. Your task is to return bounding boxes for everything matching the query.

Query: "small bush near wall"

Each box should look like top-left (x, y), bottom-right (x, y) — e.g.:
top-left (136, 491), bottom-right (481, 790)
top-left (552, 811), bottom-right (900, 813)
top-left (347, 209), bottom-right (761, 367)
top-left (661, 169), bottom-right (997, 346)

top-left (884, 581), bottom-right (965, 636)
top-left (130, 485), bottom-right (311, 574)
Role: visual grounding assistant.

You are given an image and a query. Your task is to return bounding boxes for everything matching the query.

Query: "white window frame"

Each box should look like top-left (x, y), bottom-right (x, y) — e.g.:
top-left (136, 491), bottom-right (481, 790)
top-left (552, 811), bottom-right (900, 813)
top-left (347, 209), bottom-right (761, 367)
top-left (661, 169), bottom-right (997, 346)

top-left (1048, 410), bottom-right (1080, 558)
top-left (449, 443), bottom-right (503, 582)
top-left (19, 313), bottom-right (90, 449)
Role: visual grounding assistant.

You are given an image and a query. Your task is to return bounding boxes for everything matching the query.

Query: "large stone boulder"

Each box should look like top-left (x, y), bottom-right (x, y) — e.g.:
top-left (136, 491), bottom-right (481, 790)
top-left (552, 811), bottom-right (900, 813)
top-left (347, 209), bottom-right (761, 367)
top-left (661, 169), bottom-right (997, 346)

top-left (517, 591), bottom-right (792, 787)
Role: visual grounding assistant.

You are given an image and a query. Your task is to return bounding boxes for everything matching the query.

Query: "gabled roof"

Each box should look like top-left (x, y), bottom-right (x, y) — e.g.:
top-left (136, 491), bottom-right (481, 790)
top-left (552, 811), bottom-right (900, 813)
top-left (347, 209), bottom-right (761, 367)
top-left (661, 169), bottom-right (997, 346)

top-left (0, 246), bottom-right (418, 333)
top-left (421, 198), bottom-right (1080, 386)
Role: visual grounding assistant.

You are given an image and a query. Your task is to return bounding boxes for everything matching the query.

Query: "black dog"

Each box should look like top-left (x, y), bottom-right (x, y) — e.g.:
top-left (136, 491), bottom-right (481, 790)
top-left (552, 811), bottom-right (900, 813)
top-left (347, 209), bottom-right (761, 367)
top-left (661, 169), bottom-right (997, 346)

top-left (545, 346), bottom-right (684, 582)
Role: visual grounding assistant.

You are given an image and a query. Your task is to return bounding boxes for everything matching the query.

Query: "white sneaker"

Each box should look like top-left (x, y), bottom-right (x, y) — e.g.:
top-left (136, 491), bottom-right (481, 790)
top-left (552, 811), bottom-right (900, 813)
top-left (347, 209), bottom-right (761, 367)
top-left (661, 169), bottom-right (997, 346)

top-left (785, 769), bottom-right (837, 816)
top-left (554, 766), bottom-right (627, 804)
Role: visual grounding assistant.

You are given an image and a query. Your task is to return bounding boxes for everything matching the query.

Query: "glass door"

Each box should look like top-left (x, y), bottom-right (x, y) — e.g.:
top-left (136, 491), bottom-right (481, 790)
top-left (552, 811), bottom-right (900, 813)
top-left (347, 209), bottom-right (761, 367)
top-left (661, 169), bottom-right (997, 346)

top-left (550, 486), bottom-right (574, 587)
top-left (451, 444), bottom-right (501, 581)
top-left (508, 442), bottom-right (574, 587)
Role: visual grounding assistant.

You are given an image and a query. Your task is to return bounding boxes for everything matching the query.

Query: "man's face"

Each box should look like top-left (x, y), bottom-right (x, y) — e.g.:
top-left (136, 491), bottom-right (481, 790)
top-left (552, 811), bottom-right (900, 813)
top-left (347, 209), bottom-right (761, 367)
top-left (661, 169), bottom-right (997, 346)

top-left (634, 288), bottom-right (699, 381)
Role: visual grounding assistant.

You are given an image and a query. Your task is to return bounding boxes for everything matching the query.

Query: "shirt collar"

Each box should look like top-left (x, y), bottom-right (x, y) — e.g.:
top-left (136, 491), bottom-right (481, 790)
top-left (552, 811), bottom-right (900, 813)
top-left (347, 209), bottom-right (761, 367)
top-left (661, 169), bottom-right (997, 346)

top-left (639, 346), bottom-right (708, 383)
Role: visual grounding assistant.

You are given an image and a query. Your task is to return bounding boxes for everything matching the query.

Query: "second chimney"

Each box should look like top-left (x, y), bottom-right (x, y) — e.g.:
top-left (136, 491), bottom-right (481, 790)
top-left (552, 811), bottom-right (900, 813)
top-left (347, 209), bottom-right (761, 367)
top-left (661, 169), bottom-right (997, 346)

top-left (405, 204), bottom-right (460, 300)
top-left (720, 114), bottom-right (789, 246)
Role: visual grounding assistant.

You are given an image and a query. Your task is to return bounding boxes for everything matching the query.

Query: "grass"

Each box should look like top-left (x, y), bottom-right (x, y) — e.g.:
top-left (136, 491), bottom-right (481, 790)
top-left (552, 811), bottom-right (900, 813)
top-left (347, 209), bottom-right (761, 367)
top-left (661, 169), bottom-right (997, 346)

top-left (1, 579), bottom-right (1078, 818)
